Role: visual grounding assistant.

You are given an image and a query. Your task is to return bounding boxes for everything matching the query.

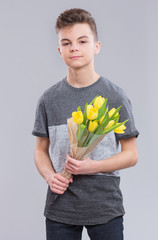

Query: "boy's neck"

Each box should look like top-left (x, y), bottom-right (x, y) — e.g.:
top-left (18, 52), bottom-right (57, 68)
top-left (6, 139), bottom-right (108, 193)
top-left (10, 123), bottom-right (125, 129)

top-left (66, 68), bottom-right (100, 88)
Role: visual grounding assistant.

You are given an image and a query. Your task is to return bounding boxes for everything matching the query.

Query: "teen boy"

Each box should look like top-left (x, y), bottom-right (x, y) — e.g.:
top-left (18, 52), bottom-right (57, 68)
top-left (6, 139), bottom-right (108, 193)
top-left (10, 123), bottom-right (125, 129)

top-left (32, 8), bottom-right (139, 240)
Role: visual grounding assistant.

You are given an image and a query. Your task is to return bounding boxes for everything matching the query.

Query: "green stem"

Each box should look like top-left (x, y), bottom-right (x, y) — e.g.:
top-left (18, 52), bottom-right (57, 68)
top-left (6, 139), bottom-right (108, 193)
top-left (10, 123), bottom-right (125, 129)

top-left (82, 131), bottom-right (91, 147)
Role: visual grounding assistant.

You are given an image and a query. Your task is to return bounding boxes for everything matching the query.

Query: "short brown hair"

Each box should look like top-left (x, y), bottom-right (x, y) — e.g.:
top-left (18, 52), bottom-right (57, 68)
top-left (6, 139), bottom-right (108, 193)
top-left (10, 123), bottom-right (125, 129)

top-left (55, 8), bottom-right (98, 41)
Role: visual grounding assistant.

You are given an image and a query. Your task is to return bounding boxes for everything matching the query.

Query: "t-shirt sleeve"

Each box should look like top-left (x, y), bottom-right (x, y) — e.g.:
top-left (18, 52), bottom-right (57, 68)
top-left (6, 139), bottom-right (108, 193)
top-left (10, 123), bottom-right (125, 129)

top-left (114, 89), bottom-right (139, 141)
top-left (32, 95), bottom-right (49, 138)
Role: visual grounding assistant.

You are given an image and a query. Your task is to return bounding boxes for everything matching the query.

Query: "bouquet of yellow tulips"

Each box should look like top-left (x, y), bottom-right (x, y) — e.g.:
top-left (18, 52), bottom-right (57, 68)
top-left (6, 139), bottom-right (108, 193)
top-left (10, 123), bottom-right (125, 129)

top-left (61, 95), bottom-right (128, 180)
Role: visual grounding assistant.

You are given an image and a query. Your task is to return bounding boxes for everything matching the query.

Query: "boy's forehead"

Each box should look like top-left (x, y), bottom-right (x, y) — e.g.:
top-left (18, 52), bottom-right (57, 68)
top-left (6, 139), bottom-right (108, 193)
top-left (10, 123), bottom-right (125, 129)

top-left (58, 23), bottom-right (94, 41)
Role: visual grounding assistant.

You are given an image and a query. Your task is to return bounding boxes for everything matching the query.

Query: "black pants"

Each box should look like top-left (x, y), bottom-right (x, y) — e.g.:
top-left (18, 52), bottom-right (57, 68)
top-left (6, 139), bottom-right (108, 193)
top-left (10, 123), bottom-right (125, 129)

top-left (46, 216), bottom-right (124, 240)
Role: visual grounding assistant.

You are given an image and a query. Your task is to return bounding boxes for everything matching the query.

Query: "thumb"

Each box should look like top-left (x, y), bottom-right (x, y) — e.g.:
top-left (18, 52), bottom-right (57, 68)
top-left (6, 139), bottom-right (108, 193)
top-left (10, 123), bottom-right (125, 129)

top-left (69, 175), bottom-right (73, 183)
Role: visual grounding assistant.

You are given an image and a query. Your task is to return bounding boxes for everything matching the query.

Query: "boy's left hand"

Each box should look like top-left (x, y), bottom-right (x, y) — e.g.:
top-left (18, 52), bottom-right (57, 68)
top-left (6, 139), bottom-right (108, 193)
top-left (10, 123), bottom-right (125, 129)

top-left (65, 154), bottom-right (97, 175)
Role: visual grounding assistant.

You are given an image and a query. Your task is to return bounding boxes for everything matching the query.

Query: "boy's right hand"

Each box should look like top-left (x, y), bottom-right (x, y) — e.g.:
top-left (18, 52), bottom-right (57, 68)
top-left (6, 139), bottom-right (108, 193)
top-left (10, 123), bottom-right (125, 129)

top-left (47, 173), bottom-right (73, 194)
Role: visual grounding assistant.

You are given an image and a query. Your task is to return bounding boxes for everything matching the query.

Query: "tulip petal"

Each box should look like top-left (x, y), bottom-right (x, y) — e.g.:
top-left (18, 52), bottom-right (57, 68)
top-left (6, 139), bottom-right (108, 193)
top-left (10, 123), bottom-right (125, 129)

top-left (89, 95), bottom-right (99, 105)
top-left (96, 98), bottom-right (107, 120)
top-left (72, 111), bottom-right (83, 124)
top-left (94, 96), bottom-right (106, 110)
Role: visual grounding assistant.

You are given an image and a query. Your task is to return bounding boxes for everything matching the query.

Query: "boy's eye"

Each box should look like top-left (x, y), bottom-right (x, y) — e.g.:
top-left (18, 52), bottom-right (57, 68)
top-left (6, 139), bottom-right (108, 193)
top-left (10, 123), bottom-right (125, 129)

top-left (62, 41), bottom-right (87, 46)
top-left (63, 42), bottom-right (70, 46)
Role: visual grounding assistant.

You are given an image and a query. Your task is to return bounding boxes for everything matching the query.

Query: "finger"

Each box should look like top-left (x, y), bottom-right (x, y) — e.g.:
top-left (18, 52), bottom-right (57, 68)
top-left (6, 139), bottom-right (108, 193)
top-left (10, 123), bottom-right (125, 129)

top-left (69, 175), bottom-right (73, 183)
top-left (66, 160), bottom-right (79, 170)
top-left (65, 167), bottom-right (78, 175)
top-left (53, 177), bottom-right (69, 188)
top-left (67, 156), bottom-right (80, 167)
top-left (65, 164), bottom-right (75, 174)
top-left (51, 186), bottom-right (65, 194)
top-left (55, 174), bottom-right (70, 184)
top-left (51, 183), bottom-right (67, 192)
top-left (66, 162), bottom-right (78, 172)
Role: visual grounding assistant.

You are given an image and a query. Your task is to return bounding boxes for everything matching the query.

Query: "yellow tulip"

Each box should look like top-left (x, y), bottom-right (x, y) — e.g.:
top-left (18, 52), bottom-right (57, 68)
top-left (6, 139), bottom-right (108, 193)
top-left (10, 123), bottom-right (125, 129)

top-left (99, 115), bottom-right (105, 124)
top-left (87, 105), bottom-right (98, 120)
top-left (72, 111), bottom-right (83, 124)
top-left (104, 120), bottom-right (115, 129)
top-left (94, 96), bottom-right (105, 109)
top-left (114, 123), bottom-right (126, 134)
top-left (88, 120), bottom-right (98, 132)
top-left (87, 105), bottom-right (93, 114)
top-left (108, 108), bottom-right (119, 118)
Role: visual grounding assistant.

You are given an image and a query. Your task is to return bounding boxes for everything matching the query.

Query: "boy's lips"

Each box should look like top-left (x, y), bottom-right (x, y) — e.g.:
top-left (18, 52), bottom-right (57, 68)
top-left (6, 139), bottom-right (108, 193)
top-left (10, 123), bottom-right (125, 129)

top-left (70, 56), bottom-right (82, 59)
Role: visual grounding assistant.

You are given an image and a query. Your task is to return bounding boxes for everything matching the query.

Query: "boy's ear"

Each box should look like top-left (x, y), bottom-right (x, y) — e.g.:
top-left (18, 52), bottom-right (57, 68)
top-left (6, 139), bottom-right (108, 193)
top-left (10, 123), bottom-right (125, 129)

top-left (58, 47), bottom-right (62, 58)
top-left (94, 41), bottom-right (101, 55)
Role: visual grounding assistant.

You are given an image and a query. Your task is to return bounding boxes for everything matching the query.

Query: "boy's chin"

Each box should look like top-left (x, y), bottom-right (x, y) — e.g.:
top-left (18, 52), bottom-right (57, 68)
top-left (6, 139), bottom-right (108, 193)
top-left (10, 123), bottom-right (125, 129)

top-left (66, 61), bottom-right (91, 70)
top-left (67, 63), bottom-right (86, 70)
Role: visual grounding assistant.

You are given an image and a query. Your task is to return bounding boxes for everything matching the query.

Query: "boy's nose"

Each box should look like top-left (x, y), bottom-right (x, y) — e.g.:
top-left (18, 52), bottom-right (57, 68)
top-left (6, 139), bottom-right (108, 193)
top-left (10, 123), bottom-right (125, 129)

top-left (70, 43), bottom-right (79, 51)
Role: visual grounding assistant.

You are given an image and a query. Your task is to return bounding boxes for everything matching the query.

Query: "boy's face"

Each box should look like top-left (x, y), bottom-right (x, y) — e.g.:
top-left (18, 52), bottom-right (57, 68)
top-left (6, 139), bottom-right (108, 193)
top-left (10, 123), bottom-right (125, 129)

top-left (57, 23), bottom-right (101, 70)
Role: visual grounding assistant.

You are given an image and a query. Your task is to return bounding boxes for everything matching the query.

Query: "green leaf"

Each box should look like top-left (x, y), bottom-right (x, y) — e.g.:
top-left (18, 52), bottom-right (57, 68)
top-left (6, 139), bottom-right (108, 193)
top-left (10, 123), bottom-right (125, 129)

top-left (77, 124), bottom-right (86, 141)
top-left (87, 133), bottom-right (101, 146)
top-left (82, 132), bottom-right (93, 147)
top-left (109, 106), bottom-right (123, 120)
top-left (77, 125), bottom-right (89, 146)
top-left (96, 98), bottom-right (107, 120)
top-left (86, 119), bottom-right (90, 129)
top-left (104, 105), bottom-right (109, 117)
top-left (89, 95), bottom-right (99, 105)
top-left (77, 106), bottom-right (81, 112)
top-left (83, 102), bottom-right (88, 124)
top-left (113, 115), bottom-right (120, 124)
top-left (103, 119), bottom-right (129, 134)
top-left (93, 106), bottom-right (110, 135)
top-left (100, 106), bottom-right (110, 127)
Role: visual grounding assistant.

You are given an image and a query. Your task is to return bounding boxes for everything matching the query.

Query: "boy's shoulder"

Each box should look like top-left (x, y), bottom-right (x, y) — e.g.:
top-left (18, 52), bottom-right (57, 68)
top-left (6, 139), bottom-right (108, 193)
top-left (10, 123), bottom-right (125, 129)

top-left (44, 79), bottom-right (64, 96)
top-left (39, 78), bottom-right (64, 102)
top-left (99, 76), bottom-right (129, 103)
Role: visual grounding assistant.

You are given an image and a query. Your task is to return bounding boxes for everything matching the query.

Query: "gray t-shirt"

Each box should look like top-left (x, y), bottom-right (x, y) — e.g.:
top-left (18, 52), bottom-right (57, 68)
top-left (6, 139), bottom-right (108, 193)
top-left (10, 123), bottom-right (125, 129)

top-left (32, 76), bottom-right (139, 225)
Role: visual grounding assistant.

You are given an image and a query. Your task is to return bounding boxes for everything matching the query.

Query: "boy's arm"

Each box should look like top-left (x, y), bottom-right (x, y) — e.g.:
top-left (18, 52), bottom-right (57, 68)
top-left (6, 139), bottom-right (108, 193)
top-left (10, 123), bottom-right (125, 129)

top-left (65, 136), bottom-right (138, 175)
top-left (94, 136), bottom-right (138, 173)
top-left (34, 137), bottom-right (72, 194)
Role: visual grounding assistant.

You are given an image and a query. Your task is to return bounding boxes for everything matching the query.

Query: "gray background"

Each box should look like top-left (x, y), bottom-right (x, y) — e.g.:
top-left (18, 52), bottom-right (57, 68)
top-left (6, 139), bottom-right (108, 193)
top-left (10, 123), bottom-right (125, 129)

top-left (0, 0), bottom-right (158, 239)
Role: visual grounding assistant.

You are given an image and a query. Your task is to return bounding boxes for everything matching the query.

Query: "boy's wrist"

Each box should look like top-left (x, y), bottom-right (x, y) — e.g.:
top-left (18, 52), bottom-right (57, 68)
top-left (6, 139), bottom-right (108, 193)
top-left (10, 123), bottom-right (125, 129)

top-left (91, 160), bottom-right (102, 174)
top-left (45, 171), bottom-right (55, 185)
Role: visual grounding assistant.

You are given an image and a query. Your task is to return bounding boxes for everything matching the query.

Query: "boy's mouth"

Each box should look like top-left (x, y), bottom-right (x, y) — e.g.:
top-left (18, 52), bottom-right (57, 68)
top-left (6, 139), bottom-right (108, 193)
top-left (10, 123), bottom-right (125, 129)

top-left (70, 56), bottom-right (82, 59)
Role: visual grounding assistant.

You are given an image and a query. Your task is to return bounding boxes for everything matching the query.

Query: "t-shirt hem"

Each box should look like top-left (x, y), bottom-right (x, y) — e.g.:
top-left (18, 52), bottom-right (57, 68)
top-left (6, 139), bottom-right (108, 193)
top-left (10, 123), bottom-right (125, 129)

top-left (44, 210), bottom-right (125, 225)
top-left (32, 131), bottom-right (49, 138)
top-left (116, 130), bottom-right (139, 141)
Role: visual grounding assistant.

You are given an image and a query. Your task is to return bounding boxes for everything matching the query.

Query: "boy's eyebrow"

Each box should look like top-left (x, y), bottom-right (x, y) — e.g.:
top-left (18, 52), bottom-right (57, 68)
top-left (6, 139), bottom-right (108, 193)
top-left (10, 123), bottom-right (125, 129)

top-left (61, 35), bottom-right (89, 42)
